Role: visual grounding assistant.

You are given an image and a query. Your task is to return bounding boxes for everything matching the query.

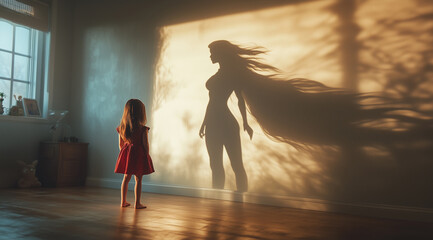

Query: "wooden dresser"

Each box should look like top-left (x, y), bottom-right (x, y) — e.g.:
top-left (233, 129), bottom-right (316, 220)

top-left (38, 142), bottom-right (89, 187)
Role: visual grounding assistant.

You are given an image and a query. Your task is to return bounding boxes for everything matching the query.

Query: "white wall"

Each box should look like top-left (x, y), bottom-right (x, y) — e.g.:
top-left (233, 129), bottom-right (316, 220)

top-left (70, 0), bottom-right (157, 182)
top-left (70, 0), bottom-right (433, 221)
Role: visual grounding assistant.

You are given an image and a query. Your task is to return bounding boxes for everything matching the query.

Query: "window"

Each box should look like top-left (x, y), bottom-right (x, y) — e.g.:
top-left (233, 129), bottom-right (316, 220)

top-left (0, 0), bottom-right (49, 117)
top-left (0, 18), bottom-right (46, 114)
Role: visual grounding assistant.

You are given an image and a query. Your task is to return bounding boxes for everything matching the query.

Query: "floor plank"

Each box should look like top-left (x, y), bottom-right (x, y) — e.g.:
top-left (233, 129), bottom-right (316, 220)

top-left (0, 187), bottom-right (432, 239)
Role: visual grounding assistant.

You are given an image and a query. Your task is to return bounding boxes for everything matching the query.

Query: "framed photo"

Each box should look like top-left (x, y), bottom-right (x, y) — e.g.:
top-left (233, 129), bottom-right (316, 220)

top-left (23, 98), bottom-right (41, 117)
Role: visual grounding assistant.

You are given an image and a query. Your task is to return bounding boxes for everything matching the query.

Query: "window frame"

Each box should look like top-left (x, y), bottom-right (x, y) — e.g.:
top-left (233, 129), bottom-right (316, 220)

top-left (0, 17), bottom-right (47, 117)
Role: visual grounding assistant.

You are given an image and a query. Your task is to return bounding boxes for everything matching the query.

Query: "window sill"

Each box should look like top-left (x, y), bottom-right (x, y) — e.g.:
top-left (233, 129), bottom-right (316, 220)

top-left (0, 115), bottom-right (50, 124)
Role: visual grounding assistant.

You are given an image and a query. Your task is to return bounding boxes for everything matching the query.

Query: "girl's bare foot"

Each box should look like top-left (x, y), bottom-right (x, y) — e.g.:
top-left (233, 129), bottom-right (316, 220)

top-left (135, 203), bottom-right (146, 209)
top-left (121, 202), bottom-right (131, 207)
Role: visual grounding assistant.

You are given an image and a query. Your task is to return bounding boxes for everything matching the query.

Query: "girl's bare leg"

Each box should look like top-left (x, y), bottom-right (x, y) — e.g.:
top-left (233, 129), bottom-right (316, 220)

top-left (121, 174), bottom-right (132, 207)
top-left (134, 175), bottom-right (146, 209)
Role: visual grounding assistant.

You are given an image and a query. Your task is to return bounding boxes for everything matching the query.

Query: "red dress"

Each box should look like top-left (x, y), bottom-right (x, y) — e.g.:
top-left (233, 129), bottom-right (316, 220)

top-left (115, 126), bottom-right (155, 175)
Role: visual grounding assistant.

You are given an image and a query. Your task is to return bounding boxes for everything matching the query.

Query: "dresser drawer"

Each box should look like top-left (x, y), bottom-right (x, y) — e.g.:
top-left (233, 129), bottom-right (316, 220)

top-left (38, 142), bottom-right (89, 187)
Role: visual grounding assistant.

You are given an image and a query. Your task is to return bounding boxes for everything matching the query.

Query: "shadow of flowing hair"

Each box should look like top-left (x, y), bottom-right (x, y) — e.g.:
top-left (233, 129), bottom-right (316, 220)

top-left (208, 40), bottom-right (433, 149)
top-left (119, 99), bottom-right (147, 143)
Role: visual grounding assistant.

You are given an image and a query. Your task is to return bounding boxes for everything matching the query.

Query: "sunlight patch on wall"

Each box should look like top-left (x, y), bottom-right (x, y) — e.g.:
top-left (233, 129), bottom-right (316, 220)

top-left (357, 0), bottom-right (433, 112)
top-left (149, 0), bottom-right (433, 198)
top-left (150, 0), bottom-right (340, 196)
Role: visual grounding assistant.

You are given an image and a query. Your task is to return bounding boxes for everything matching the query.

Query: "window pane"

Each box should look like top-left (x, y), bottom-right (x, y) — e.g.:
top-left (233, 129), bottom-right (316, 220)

top-left (0, 21), bottom-right (13, 51)
top-left (0, 51), bottom-right (12, 78)
top-left (13, 81), bottom-right (29, 100)
top-left (15, 26), bottom-right (30, 55)
top-left (0, 79), bottom-right (11, 109)
top-left (14, 55), bottom-right (30, 81)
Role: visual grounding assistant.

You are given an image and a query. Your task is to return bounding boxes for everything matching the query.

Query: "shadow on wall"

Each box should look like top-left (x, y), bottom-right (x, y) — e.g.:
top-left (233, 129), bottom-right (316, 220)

top-left (151, 0), bottom-right (433, 208)
top-left (201, 39), bottom-right (433, 198)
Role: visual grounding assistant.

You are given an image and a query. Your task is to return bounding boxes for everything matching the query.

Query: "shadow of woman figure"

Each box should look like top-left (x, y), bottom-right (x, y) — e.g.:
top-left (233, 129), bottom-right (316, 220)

top-left (199, 41), bottom-right (253, 192)
top-left (200, 40), bottom-right (433, 190)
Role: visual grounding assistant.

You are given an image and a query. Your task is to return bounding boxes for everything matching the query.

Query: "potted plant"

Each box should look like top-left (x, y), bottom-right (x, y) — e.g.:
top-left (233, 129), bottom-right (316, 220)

top-left (0, 92), bottom-right (5, 115)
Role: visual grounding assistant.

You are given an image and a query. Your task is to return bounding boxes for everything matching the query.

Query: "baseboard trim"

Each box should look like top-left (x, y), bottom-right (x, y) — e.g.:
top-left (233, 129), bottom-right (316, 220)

top-left (86, 177), bottom-right (433, 222)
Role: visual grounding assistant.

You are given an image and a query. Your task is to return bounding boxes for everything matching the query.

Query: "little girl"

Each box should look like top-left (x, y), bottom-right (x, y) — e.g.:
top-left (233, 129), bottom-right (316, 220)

top-left (115, 99), bottom-right (155, 209)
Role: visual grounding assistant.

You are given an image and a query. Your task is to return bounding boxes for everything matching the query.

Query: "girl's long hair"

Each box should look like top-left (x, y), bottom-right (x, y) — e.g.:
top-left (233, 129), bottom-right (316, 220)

top-left (119, 99), bottom-right (147, 143)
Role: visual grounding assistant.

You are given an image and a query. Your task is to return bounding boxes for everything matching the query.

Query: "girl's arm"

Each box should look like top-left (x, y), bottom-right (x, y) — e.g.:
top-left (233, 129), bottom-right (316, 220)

top-left (235, 89), bottom-right (253, 140)
top-left (142, 128), bottom-right (150, 153)
top-left (118, 134), bottom-right (125, 150)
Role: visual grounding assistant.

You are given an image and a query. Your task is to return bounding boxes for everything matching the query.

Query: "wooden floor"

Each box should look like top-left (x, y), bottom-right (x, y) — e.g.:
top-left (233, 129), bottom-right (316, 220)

top-left (0, 187), bottom-right (432, 240)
